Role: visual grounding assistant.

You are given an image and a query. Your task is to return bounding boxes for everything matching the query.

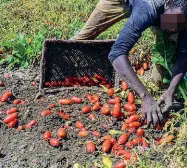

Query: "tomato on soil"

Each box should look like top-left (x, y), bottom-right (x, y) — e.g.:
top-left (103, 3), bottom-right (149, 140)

top-left (6, 107), bottom-right (17, 114)
top-left (126, 114), bottom-right (139, 124)
top-left (132, 137), bottom-right (143, 146)
top-left (8, 119), bottom-right (18, 128)
top-left (118, 133), bottom-right (129, 145)
top-left (143, 62), bottom-right (148, 70)
top-left (75, 121), bottom-right (84, 129)
top-left (127, 91), bottom-right (135, 104)
top-left (57, 128), bottom-right (66, 139)
top-left (136, 128), bottom-right (145, 136)
top-left (101, 107), bottom-right (110, 115)
top-left (71, 96), bottom-right (82, 103)
top-left (17, 125), bottom-right (25, 130)
top-left (0, 81), bottom-right (4, 87)
top-left (121, 80), bottom-right (128, 91)
top-left (86, 141), bottom-right (96, 153)
top-left (26, 120), bottom-right (37, 129)
top-left (40, 110), bottom-right (52, 117)
top-left (48, 104), bottom-right (55, 109)
top-left (13, 99), bottom-right (21, 105)
top-left (121, 123), bottom-right (129, 131)
top-left (88, 113), bottom-right (96, 120)
top-left (124, 103), bottom-right (136, 112)
top-left (128, 122), bottom-right (141, 128)
top-left (125, 141), bottom-right (134, 149)
top-left (82, 105), bottom-right (91, 114)
top-left (102, 139), bottom-right (112, 153)
top-left (92, 102), bottom-right (101, 111)
top-left (107, 88), bottom-right (114, 97)
top-left (92, 131), bottom-right (101, 137)
top-left (49, 138), bottom-right (60, 147)
top-left (58, 111), bottom-right (70, 120)
top-left (43, 131), bottom-right (51, 140)
top-left (59, 98), bottom-right (72, 105)
top-left (3, 113), bottom-right (18, 124)
top-left (78, 130), bottom-right (88, 137)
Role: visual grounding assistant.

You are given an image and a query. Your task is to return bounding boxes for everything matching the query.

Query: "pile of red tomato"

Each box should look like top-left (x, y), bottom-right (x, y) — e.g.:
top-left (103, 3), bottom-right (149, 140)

top-left (45, 74), bottom-right (112, 88)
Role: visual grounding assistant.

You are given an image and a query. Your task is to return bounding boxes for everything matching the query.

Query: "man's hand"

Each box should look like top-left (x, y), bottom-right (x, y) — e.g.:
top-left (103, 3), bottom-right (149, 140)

top-left (157, 91), bottom-right (173, 114)
top-left (141, 95), bottom-right (163, 128)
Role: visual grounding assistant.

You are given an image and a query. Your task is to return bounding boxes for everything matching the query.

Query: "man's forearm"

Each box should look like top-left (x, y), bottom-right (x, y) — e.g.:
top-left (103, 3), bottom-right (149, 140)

top-left (112, 55), bottom-right (151, 99)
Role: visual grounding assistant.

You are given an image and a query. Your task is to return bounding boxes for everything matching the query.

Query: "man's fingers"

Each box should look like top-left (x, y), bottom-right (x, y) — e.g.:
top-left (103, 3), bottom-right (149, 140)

top-left (152, 111), bottom-right (159, 126)
top-left (162, 103), bottom-right (172, 113)
top-left (157, 97), bottom-right (164, 105)
top-left (157, 106), bottom-right (164, 122)
top-left (147, 112), bottom-right (152, 128)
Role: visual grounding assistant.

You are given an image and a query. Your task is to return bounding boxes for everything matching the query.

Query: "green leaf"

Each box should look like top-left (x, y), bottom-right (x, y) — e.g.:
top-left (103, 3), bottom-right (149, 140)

top-left (100, 85), bottom-right (108, 92)
top-left (102, 155), bottom-right (112, 168)
top-left (109, 130), bottom-right (123, 135)
top-left (163, 77), bottom-right (170, 84)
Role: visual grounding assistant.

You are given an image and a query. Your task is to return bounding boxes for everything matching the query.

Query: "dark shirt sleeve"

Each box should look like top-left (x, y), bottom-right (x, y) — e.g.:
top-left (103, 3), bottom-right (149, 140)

top-left (172, 30), bottom-right (187, 78)
top-left (108, 0), bottom-right (158, 63)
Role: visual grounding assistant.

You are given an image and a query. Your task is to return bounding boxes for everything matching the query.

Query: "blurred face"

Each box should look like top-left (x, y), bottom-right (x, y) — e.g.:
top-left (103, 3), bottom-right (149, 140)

top-left (160, 7), bottom-right (186, 33)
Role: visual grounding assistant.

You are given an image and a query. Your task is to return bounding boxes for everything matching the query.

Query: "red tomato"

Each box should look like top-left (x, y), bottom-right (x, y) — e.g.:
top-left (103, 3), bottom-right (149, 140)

top-left (50, 138), bottom-right (60, 147)
top-left (125, 114), bottom-right (139, 124)
top-left (92, 131), bottom-right (101, 137)
top-left (100, 107), bottom-right (110, 115)
top-left (121, 123), bottom-right (129, 131)
top-left (13, 99), bottom-right (21, 105)
top-left (43, 131), bottom-right (51, 140)
top-left (136, 128), bottom-right (145, 136)
top-left (118, 133), bottom-right (129, 145)
top-left (125, 141), bottom-right (134, 149)
top-left (102, 139), bottom-right (112, 153)
top-left (75, 121), bottom-right (84, 129)
top-left (78, 130), bottom-right (88, 137)
top-left (3, 91), bottom-right (13, 98)
top-left (108, 98), bottom-right (120, 104)
top-left (8, 119), bottom-right (18, 128)
top-left (121, 80), bottom-right (128, 91)
top-left (111, 108), bottom-right (121, 118)
top-left (112, 143), bottom-right (124, 154)
top-left (85, 94), bottom-right (94, 103)
top-left (82, 105), bottom-right (91, 114)
top-left (6, 107), bottom-right (17, 114)
top-left (58, 111), bottom-right (70, 120)
top-left (111, 137), bottom-right (117, 145)
top-left (40, 110), bottom-right (52, 117)
top-left (57, 128), bottom-right (66, 139)
top-left (94, 74), bottom-right (104, 80)
top-left (86, 141), bottom-right (96, 153)
top-left (26, 120), bottom-right (37, 129)
top-left (139, 68), bottom-right (145, 76)
top-left (132, 137), bottom-right (143, 146)
top-left (103, 104), bottom-right (110, 109)
top-left (17, 125), bottom-right (25, 130)
top-left (128, 122), bottom-right (141, 128)
top-left (127, 91), bottom-right (135, 104)
top-left (92, 94), bottom-right (100, 103)
top-left (107, 88), bottom-right (114, 97)
top-left (92, 102), bottom-right (101, 111)
top-left (48, 104), bottom-right (55, 109)
top-left (1, 95), bottom-right (9, 102)
top-left (128, 128), bottom-right (136, 134)
top-left (3, 113), bottom-right (18, 124)
top-left (71, 96), bottom-right (82, 103)
top-left (143, 62), bottom-right (148, 70)
top-left (124, 103), bottom-right (136, 112)
top-left (142, 138), bottom-right (149, 148)
top-left (59, 98), bottom-right (72, 105)
top-left (88, 113), bottom-right (96, 120)
top-left (116, 150), bottom-right (132, 160)
top-left (113, 160), bottom-right (126, 168)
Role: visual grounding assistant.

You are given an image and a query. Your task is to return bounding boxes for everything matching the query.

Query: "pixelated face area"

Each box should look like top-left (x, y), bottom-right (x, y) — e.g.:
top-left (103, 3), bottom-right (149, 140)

top-left (161, 7), bottom-right (186, 32)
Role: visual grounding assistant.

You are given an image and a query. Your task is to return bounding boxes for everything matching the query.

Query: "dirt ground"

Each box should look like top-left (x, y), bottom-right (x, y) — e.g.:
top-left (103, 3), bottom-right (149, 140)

top-left (0, 65), bottom-right (165, 168)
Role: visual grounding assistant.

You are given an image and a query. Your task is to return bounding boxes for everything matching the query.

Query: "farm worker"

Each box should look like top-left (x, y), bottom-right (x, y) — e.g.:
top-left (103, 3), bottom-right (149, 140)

top-left (72, 0), bottom-right (187, 127)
